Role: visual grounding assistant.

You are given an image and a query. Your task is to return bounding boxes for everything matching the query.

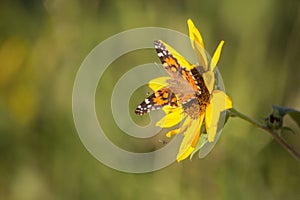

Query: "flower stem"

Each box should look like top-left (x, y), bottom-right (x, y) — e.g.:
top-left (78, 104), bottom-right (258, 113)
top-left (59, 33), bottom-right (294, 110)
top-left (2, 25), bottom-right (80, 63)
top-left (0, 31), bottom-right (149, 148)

top-left (229, 108), bottom-right (300, 163)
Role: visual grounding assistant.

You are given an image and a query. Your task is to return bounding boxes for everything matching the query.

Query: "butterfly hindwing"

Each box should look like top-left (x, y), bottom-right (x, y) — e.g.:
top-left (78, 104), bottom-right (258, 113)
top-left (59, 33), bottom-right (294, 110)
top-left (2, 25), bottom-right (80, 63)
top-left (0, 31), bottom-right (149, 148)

top-left (135, 88), bottom-right (178, 115)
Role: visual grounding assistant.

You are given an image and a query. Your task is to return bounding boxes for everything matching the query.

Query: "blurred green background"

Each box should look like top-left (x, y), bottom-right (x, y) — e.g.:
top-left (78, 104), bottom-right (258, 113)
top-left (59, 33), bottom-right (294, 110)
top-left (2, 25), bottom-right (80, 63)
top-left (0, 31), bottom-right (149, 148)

top-left (1, 0), bottom-right (300, 199)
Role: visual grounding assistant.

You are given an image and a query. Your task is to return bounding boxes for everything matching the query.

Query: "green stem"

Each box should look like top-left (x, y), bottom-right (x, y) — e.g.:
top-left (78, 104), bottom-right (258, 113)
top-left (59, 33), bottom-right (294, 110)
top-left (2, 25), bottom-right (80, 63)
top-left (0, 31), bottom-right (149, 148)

top-left (229, 108), bottom-right (300, 163)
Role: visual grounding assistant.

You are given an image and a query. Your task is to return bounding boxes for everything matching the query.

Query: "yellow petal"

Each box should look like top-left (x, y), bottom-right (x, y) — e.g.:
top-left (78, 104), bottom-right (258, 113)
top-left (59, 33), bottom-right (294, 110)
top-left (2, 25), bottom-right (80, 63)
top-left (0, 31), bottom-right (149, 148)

top-left (166, 128), bottom-right (188, 138)
top-left (177, 146), bottom-right (195, 162)
top-left (210, 40), bottom-right (224, 72)
top-left (187, 19), bottom-right (208, 70)
top-left (187, 19), bottom-right (204, 48)
top-left (166, 115), bottom-right (189, 137)
top-left (176, 115), bottom-right (204, 162)
top-left (202, 70), bottom-right (215, 94)
top-left (156, 106), bottom-right (183, 128)
top-left (166, 129), bottom-right (180, 137)
top-left (205, 102), bottom-right (213, 139)
top-left (148, 76), bottom-right (170, 91)
top-left (162, 103), bottom-right (183, 114)
top-left (159, 40), bottom-right (193, 70)
top-left (205, 90), bottom-right (232, 142)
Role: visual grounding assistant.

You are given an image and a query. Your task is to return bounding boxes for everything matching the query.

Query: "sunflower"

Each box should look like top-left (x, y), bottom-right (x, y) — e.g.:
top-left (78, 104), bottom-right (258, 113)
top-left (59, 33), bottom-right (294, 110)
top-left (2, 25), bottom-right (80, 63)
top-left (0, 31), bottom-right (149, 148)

top-left (136, 19), bottom-right (232, 162)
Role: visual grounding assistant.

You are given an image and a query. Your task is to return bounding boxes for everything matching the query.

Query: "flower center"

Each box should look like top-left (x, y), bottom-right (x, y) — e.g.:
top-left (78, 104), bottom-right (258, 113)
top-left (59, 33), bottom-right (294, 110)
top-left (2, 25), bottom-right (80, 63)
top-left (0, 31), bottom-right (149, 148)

top-left (168, 66), bottom-right (211, 119)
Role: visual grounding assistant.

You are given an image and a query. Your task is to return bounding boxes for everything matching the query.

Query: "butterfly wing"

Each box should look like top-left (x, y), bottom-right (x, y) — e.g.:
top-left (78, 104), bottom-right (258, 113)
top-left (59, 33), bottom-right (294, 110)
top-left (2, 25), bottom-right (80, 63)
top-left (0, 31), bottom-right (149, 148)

top-left (154, 40), bottom-right (206, 95)
top-left (135, 87), bottom-right (178, 115)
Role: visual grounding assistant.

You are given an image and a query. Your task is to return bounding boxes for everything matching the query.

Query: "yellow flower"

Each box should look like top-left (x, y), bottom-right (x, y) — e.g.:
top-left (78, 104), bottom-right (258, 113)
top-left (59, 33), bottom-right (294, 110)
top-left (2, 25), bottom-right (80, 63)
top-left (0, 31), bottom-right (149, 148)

top-left (145, 19), bottom-right (232, 162)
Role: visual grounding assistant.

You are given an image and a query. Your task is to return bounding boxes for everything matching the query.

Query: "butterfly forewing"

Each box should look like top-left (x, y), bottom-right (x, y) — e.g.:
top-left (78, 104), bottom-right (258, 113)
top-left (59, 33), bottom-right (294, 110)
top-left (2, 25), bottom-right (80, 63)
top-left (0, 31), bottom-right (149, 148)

top-left (135, 40), bottom-right (210, 119)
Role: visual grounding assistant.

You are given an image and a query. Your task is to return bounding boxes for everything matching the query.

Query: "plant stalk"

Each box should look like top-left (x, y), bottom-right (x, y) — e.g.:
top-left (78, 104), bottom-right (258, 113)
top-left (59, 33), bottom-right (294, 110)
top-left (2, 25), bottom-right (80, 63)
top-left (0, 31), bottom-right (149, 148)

top-left (229, 108), bottom-right (300, 163)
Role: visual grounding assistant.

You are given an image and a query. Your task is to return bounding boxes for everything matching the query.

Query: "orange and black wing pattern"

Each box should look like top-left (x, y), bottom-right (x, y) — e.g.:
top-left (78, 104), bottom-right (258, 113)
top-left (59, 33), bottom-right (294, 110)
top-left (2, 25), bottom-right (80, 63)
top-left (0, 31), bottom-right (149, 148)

top-left (135, 88), bottom-right (178, 115)
top-left (135, 40), bottom-right (209, 117)
top-left (154, 40), bottom-right (204, 95)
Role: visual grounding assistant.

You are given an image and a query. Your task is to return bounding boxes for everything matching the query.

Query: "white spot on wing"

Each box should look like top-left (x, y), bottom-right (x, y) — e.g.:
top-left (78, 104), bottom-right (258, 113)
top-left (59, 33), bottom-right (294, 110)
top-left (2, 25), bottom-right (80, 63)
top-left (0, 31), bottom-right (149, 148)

top-left (157, 52), bottom-right (164, 57)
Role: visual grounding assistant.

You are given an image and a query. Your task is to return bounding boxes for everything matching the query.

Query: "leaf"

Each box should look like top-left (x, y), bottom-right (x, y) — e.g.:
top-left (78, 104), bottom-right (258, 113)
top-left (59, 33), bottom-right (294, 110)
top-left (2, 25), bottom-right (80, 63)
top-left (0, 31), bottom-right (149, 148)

top-left (281, 126), bottom-right (296, 134)
top-left (270, 105), bottom-right (300, 128)
top-left (289, 111), bottom-right (300, 129)
top-left (272, 105), bottom-right (296, 117)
